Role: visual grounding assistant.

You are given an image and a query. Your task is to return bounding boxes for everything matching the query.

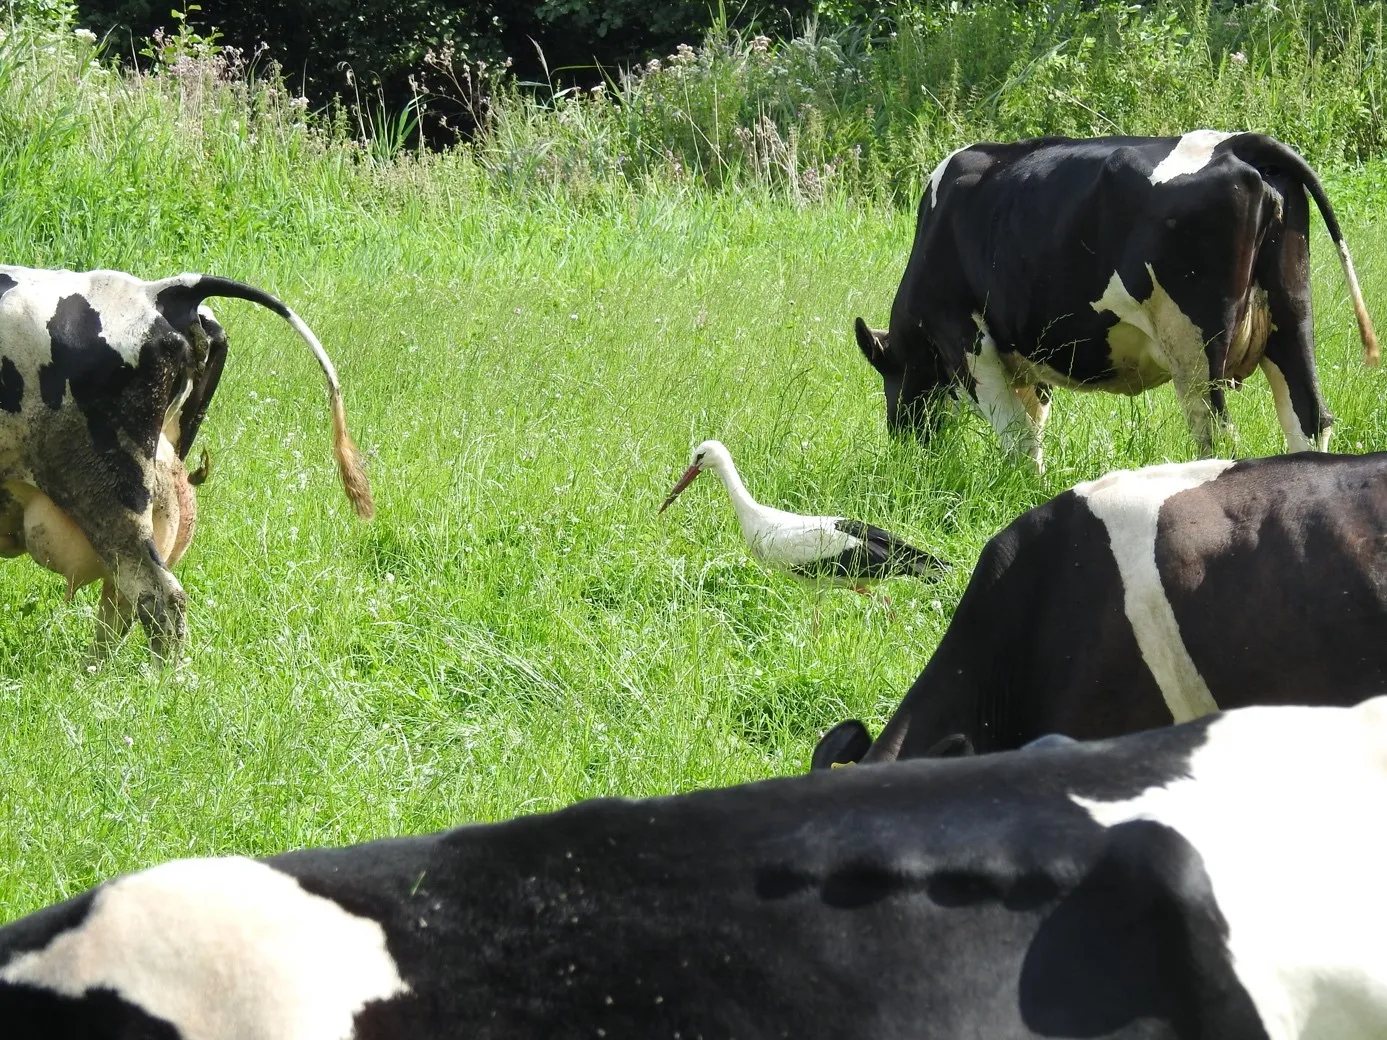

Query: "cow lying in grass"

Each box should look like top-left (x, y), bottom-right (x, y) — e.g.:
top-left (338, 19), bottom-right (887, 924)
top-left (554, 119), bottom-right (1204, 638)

top-left (814, 450), bottom-right (1387, 768)
top-left (0, 270), bottom-right (373, 663)
top-left (4, 698), bottom-right (1387, 1038)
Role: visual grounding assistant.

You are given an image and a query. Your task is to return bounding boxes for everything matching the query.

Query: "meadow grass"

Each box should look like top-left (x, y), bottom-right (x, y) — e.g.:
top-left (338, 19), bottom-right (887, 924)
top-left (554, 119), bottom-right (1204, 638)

top-left (4, 9), bottom-right (1387, 917)
top-left (4, 175), bottom-right (1387, 915)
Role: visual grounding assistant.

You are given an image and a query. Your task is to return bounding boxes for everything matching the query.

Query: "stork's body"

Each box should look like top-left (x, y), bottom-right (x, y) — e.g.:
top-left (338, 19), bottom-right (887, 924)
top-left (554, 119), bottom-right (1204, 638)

top-left (659, 441), bottom-right (945, 600)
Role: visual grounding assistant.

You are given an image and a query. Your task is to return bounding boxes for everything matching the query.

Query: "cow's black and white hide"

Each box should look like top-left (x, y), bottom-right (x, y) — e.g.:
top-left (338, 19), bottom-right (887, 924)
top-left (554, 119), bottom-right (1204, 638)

top-left (5, 697), bottom-right (1387, 1039)
top-left (812, 451), bottom-right (1387, 768)
top-left (854, 131), bottom-right (1378, 468)
top-left (0, 267), bottom-right (374, 663)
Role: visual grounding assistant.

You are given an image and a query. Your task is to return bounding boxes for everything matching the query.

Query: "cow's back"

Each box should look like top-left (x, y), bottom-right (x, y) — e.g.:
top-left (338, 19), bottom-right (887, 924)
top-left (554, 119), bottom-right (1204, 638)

top-left (1156, 451), bottom-right (1387, 705)
top-left (0, 716), bottom-right (1287, 1039)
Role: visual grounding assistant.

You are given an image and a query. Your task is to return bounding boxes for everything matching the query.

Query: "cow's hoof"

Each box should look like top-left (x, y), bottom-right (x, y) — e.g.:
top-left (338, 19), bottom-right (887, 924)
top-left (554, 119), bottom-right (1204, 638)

top-left (147, 637), bottom-right (178, 668)
top-left (146, 623), bottom-right (186, 669)
top-left (137, 592), bottom-right (186, 668)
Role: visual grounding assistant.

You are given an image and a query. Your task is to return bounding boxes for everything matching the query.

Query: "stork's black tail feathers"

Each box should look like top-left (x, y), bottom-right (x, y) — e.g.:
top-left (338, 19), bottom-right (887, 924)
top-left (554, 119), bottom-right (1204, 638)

top-left (835, 518), bottom-right (950, 581)
top-left (892, 540), bottom-right (950, 579)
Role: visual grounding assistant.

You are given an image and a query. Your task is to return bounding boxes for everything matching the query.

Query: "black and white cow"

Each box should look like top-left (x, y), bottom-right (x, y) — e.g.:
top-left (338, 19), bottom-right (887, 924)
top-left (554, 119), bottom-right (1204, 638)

top-left (0, 267), bottom-right (373, 662)
top-left (4, 697), bottom-right (1387, 1039)
top-left (813, 450), bottom-right (1387, 768)
top-left (855, 131), bottom-right (1378, 467)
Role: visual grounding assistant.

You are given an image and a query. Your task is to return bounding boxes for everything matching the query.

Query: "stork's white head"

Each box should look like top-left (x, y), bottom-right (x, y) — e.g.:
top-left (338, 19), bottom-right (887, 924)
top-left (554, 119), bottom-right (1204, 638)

top-left (658, 439), bottom-right (735, 513)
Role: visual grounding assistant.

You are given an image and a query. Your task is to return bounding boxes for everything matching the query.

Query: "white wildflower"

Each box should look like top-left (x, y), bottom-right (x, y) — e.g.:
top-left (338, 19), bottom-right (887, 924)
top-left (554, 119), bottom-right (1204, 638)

top-left (73, 28), bottom-right (97, 43)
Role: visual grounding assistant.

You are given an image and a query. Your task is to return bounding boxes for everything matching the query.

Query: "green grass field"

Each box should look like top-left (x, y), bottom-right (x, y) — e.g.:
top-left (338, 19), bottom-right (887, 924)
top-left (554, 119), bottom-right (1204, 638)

top-left (4, 5), bottom-right (1387, 920)
top-left (4, 176), bottom-right (1386, 916)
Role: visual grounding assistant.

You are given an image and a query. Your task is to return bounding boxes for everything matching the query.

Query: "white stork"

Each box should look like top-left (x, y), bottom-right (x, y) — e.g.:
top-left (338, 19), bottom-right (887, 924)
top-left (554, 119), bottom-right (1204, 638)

top-left (658, 440), bottom-right (947, 607)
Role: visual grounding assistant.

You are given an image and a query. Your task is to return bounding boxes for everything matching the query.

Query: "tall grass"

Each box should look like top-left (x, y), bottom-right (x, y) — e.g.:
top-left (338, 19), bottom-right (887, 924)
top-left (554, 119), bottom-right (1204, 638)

top-left (421, 0), bottom-right (1387, 201)
top-left (458, 0), bottom-right (1387, 200)
top-left (3, 0), bottom-right (1386, 250)
top-left (1, 0), bottom-right (1386, 919)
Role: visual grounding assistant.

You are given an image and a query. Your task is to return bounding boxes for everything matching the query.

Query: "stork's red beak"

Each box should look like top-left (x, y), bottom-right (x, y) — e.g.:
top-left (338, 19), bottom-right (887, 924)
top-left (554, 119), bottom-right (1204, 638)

top-left (659, 464), bottom-right (702, 513)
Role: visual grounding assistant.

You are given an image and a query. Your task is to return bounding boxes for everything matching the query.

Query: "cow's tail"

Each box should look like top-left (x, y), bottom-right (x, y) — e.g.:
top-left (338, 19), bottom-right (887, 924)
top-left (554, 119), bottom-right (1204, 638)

top-left (1230, 132), bottom-right (1379, 367)
top-left (154, 275), bottom-right (375, 519)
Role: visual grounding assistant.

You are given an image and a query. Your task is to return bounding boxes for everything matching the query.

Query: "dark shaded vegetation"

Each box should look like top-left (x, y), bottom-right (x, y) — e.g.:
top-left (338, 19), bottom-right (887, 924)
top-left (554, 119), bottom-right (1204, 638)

top-left (47, 0), bottom-right (1387, 195)
top-left (71, 0), bottom-right (815, 141)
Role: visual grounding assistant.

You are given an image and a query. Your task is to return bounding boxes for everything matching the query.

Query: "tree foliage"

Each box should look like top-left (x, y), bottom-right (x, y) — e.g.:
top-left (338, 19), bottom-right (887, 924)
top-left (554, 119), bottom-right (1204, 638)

top-left (73, 0), bottom-right (814, 140)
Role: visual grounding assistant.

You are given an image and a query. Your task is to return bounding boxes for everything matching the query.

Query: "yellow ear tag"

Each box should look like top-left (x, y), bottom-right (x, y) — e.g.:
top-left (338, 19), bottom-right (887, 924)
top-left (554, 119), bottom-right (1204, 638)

top-left (830, 761), bottom-right (856, 769)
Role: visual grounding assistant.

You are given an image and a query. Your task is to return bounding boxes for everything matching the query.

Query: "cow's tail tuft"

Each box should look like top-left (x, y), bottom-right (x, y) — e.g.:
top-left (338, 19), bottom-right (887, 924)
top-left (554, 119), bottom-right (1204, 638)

top-left (277, 307), bottom-right (376, 520)
top-left (157, 275), bottom-right (376, 518)
top-left (1336, 238), bottom-right (1379, 367)
top-left (1230, 133), bottom-right (1379, 366)
top-left (331, 385), bottom-right (376, 518)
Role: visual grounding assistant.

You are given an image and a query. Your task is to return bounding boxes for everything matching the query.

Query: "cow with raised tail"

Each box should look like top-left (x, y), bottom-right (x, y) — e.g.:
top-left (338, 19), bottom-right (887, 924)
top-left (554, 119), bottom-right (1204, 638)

top-left (5, 698), bottom-right (1387, 1038)
top-left (0, 268), bottom-right (374, 663)
top-left (855, 131), bottom-right (1378, 468)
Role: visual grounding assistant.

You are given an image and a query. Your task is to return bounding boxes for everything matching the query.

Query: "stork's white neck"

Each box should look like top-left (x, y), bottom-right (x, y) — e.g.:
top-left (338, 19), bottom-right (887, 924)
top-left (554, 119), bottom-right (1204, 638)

top-left (703, 454), bottom-right (766, 532)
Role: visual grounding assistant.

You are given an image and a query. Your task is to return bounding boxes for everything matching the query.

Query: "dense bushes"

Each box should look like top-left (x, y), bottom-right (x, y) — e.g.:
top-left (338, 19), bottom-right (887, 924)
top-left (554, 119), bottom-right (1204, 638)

top-left (5, 0), bottom-right (1387, 215)
top-left (71, 0), bottom-right (814, 138)
top-left (55, 0), bottom-right (1387, 173)
top-left (465, 0), bottom-right (1387, 200)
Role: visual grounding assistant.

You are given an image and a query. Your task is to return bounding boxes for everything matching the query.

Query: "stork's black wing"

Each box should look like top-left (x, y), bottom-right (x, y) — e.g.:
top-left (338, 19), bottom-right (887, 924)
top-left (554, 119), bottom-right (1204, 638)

top-left (791, 519), bottom-right (948, 581)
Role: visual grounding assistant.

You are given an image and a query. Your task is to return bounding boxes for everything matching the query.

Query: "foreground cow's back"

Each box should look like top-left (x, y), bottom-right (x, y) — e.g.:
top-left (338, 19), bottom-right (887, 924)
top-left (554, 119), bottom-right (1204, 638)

top-left (817, 451), bottom-right (1387, 766)
top-left (7, 698), bottom-right (1387, 1038)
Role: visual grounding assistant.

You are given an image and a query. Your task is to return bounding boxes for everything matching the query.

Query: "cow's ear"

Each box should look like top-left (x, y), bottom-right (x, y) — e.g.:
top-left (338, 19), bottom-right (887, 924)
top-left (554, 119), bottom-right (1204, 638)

top-left (854, 317), bottom-right (894, 374)
top-left (810, 720), bottom-right (873, 771)
top-left (922, 733), bottom-right (975, 758)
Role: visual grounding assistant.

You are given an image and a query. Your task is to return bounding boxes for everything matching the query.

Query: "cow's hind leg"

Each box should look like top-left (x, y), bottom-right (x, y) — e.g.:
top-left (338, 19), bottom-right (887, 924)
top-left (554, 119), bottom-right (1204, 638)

top-left (1256, 188), bottom-right (1330, 452)
top-left (80, 532), bottom-right (184, 665)
top-left (1017, 382), bottom-right (1052, 457)
top-left (104, 537), bottom-right (185, 665)
top-left (1260, 352), bottom-right (1327, 451)
top-left (32, 447), bottom-right (187, 665)
top-left (89, 580), bottom-right (137, 663)
top-left (1196, 300), bottom-right (1249, 456)
top-left (966, 316), bottom-right (1045, 469)
top-left (1151, 293), bottom-right (1221, 454)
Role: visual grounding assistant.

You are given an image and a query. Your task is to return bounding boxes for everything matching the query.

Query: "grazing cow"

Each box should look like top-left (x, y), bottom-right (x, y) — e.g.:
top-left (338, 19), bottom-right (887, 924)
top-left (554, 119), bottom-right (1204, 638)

top-left (0, 268), bottom-right (373, 662)
top-left (813, 450), bottom-right (1387, 769)
top-left (855, 131), bottom-right (1378, 467)
top-left (5, 698), bottom-right (1387, 1039)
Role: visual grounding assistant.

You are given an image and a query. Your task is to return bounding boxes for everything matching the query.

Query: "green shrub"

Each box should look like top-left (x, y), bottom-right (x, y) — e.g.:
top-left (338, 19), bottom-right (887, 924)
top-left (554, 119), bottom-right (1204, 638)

top-left (464, 0), bottom-right (1387, 201)
top-left (11, 0), bottom-right (1387, 211)
top-left (73, 0), bottom-right (814, 140)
